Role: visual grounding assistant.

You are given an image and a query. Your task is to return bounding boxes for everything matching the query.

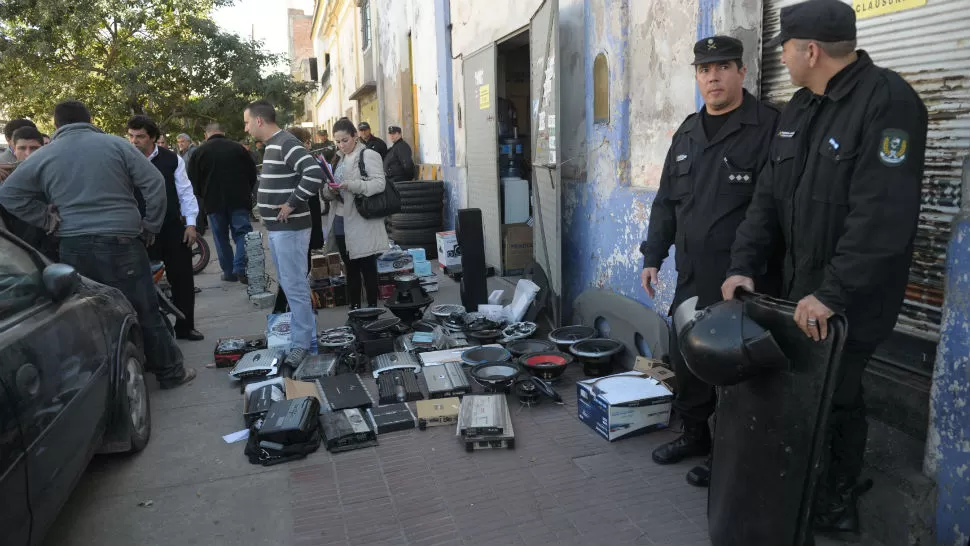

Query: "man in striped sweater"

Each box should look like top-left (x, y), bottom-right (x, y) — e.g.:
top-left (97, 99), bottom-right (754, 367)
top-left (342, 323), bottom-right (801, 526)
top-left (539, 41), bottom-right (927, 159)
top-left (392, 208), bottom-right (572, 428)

top-left (244, 100), bottom-right (324, 367)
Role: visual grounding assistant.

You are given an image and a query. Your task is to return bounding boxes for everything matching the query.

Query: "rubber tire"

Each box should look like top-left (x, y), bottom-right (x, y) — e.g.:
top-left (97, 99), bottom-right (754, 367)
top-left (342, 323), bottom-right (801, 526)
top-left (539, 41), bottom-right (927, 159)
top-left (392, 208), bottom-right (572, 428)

top-left (394, 180), bottom-right (445, 193)
top-left (397, 186), bottom-right (445, 200)
top-left (400, 201), bottom-right (443, 213)
top-left (121, 341), bottom-right (152, 453)
top-left (191, 238), bottom-right (211, 275)
top-left (389, 212), bottom-right (443, 230)
top-left (390, 228), bottom-right (439, 246)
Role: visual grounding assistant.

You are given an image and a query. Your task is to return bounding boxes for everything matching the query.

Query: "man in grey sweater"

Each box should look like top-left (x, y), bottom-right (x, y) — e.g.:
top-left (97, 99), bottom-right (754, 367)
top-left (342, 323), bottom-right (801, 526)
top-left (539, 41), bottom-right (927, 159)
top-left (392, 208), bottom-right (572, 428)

top-left (244, 99), bottom-right (325, 368)
top-left (0, 100), bottom-right (196, 389)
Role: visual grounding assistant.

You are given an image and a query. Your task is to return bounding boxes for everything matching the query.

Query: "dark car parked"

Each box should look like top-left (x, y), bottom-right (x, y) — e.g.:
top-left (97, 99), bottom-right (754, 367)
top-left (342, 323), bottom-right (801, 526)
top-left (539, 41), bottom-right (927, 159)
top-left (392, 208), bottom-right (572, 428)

top-left (0, 228), bottom-right (151, 546)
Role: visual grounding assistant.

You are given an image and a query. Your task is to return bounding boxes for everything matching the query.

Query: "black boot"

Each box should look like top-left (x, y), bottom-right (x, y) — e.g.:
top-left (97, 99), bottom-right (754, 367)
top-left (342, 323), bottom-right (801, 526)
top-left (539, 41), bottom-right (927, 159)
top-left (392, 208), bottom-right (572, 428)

top-left (813, 476), bottom-right (873, 536)
top-left (686, 457), bottom-right (711, 487)
top-left (652, 422), bottom-right (711, 465)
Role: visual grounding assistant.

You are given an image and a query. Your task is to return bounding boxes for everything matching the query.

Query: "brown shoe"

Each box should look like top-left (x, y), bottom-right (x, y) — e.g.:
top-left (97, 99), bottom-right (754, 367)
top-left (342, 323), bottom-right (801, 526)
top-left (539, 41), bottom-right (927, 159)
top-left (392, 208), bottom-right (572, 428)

top-left (159, 368), bottom-right (197, 390)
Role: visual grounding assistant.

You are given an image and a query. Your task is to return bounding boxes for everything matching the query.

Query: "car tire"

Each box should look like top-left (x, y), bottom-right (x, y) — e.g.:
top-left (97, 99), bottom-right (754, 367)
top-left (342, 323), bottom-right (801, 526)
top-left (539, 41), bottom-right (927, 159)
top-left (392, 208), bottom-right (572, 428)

top-left (388, 212), bottom-right (443, 230)
top-left (121, 341), bottom-right (152, 453)
top-left (399, 201), bottom-right (443, 213)
top-left (390, 228), bottom-right (439, 246)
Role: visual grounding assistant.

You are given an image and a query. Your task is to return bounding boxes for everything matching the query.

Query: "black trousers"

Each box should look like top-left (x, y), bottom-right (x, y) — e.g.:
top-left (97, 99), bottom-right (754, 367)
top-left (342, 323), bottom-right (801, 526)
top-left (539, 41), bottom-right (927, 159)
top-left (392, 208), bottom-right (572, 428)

top-left (336, 236), bottom-right (379, 307)
top-left (670, 325), bottom-right (716, 428)
top-left (825, 343), bottom-right (873, 481)
top-left (148, 226), bottom-right (196, 334)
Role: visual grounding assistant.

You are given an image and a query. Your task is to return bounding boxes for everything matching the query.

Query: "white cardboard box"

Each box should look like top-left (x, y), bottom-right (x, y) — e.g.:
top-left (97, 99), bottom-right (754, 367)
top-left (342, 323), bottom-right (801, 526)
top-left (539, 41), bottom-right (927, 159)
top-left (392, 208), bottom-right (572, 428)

top-left (436, 231), bottom-right (461, 268)
top-left (577, 371), bottom-right (673, 442)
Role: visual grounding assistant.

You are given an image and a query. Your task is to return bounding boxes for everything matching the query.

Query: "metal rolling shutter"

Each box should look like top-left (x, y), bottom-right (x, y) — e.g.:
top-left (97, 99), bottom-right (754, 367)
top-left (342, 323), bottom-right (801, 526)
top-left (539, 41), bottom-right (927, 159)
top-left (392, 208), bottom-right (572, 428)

top-left (760, 0), bottom-right (970, 342)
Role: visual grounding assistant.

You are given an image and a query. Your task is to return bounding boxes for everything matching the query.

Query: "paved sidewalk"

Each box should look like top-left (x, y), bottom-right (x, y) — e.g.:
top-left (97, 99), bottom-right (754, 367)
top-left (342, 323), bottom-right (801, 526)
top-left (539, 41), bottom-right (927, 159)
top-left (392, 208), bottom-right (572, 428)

top-left (42, 228), bottom-right (874, 546)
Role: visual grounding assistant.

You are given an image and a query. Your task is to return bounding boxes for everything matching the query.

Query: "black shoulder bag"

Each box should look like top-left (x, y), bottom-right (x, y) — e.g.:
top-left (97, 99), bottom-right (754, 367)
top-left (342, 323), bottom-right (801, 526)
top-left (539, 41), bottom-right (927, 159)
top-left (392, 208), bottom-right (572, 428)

top-left (340, 148), bottom-right (401, 219)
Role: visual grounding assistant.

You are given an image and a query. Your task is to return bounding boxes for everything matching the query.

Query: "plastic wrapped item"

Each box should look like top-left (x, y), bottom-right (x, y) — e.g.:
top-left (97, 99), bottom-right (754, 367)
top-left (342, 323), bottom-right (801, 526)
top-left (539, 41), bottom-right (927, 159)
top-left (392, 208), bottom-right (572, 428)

top-left (504, 279), bottom-right (540, 323)
top-left (266, 313), bottom-right (292, 349)
top-left (294, 353), bottom-right (340, 381)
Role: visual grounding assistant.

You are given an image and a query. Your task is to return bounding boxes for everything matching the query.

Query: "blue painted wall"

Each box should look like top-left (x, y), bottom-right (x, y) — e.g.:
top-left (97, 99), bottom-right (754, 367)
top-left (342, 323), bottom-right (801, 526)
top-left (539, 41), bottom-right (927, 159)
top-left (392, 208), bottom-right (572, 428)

top-left (931, 199), bottom-right (970, 545)
top-left (562, 0), bottom-right (719, 322)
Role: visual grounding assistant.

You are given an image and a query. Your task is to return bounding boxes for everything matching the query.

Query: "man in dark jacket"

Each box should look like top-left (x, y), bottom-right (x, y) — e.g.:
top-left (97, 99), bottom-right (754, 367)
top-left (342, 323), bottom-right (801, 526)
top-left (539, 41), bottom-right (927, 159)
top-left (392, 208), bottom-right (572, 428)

top-left (640, 36), bottom-right (780, 488)
top-left (721, 0), bottom-right (928, 535)
top-left (127, 115), bottom-right (203, 341)
top-left (357, 121), bottom-right (388, 158)
top-left (384, 126), bottom-right (415, 183)
top-left (187, 122), bottom-right (258, 283)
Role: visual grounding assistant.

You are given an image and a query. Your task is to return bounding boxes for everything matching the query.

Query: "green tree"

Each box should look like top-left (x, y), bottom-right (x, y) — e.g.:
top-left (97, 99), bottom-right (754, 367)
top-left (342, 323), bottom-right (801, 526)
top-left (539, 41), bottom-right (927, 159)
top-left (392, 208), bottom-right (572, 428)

top-left (0, 0), bottom-right (314, 138)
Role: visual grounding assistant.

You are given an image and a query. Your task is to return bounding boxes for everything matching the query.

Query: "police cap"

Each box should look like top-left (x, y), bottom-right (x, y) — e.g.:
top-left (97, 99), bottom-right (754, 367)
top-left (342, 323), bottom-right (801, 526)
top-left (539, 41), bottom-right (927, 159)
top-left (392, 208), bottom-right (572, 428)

top-left (692, 35), bottom-right (744, 66)
top-left (766, 0), bottom-right (856, 48)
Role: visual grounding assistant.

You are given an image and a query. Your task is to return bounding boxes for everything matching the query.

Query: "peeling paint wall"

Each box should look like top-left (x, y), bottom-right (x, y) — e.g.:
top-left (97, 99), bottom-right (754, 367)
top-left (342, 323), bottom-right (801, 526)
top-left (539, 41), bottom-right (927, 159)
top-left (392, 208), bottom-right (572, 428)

top-left (313, 0), bottom-right (361, 126)
top-left (926, 160), bottom-right (970, 546)
top-left (450, 0), bottom-right (544, 59)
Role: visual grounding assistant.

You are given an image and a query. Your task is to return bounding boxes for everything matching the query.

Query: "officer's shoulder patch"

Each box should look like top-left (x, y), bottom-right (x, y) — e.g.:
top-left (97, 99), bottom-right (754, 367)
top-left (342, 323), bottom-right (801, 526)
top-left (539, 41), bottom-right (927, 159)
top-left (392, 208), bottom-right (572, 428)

top-left (878, 128), bottom-right (909, 167)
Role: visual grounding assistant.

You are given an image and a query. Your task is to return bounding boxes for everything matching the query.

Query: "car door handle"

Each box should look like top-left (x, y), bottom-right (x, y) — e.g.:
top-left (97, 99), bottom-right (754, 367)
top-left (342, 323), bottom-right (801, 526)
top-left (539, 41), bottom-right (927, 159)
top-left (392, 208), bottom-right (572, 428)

top-left (16, 364), bottom-right (40, 399)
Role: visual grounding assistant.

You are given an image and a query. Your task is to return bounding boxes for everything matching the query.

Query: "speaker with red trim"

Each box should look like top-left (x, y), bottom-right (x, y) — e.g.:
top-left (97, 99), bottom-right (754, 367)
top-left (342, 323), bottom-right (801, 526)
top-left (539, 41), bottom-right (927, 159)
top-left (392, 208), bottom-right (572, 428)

top-left (457, 208), bottom-right (488, 310)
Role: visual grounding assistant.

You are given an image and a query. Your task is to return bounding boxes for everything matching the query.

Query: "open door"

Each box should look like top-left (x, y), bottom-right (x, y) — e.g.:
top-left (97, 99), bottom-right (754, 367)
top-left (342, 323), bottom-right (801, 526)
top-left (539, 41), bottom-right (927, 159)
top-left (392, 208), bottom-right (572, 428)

top-left (530, 0), bottom-right (562, 326)
top-left (462, 45), bottom-right (502, 271)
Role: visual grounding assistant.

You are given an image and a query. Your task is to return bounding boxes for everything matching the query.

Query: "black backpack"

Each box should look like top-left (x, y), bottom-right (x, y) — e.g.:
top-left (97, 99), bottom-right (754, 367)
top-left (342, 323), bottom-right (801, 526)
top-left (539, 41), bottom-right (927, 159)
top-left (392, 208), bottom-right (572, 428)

top-left (335, 148), bottom-right (402, 219)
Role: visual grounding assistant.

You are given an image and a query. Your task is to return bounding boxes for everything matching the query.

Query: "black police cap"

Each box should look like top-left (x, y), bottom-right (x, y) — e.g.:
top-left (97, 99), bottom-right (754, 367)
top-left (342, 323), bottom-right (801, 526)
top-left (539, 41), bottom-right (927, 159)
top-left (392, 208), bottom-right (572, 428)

top-left (692, 35), bottom-right (744, 66)
top-left (387, 125), bottom-right (402, 134)
top-left (767, 0), bottom-right (856, 48)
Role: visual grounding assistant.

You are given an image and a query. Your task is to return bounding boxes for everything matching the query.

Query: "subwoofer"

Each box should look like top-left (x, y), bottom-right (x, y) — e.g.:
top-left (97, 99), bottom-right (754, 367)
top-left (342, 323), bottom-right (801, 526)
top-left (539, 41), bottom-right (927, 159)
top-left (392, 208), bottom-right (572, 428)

top-left (457, 208), bottom-right (488, 310)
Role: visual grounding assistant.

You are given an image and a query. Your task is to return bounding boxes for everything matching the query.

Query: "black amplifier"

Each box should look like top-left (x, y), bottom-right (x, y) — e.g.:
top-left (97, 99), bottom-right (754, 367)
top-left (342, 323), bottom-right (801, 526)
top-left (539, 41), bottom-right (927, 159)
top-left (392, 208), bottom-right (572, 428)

top-left (376, 369), bottom-right (423, 405)
top-left (319, 374), bottom-right (373, 411)
top-left (367, 403), bottom-right (417, 434)
top-left (321, 408), bottom-right (379, 453)
top-left (257, 397), bottom-right (321, 445)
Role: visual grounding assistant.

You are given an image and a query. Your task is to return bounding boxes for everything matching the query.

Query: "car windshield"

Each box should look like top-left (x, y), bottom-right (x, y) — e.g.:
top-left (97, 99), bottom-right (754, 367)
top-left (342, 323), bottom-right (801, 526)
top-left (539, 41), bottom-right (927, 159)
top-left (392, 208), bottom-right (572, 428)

top-left (0, 234), bottom-right (43, 318)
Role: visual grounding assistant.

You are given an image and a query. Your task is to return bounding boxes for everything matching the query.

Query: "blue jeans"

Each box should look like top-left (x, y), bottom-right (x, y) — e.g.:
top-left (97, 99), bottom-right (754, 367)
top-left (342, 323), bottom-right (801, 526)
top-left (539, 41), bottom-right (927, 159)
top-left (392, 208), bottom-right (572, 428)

top-left (266, 229), bottom-right (315, 350)
top-left (208, 209), bottom-right (253, 276)
top-left (59, 235), bottom-right (186, 384)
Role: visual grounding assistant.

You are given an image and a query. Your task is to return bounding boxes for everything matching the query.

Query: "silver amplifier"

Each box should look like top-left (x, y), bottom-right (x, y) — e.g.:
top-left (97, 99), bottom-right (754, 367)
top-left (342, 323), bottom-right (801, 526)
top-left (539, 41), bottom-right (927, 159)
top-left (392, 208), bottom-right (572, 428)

top-left (424, 362), bottom-right (471, 399)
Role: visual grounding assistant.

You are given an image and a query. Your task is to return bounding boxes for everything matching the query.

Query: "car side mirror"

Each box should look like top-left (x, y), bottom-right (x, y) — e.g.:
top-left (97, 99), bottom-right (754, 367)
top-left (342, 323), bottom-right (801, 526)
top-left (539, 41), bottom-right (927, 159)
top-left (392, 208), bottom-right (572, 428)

top-left (43, 263), bottom-right (80, 302)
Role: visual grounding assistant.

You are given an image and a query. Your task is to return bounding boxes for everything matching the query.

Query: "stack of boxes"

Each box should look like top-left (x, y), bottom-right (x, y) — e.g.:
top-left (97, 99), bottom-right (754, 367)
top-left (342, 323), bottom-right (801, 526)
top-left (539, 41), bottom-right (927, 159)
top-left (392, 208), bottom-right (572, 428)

top-left (377, 251), bottom-right (414, 300)
top-left (245, 232), bottom-right (275, 309)
top-left (409, 248), bottom-right (438, 294)
top-left (309, 252), bottom-right (348, 309)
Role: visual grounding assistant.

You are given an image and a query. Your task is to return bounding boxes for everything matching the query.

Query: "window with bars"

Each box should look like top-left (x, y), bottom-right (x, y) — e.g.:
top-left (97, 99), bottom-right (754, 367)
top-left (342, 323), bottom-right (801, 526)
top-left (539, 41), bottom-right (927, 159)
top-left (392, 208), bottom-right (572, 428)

top-left (360, 0), bottom-right (371, 51)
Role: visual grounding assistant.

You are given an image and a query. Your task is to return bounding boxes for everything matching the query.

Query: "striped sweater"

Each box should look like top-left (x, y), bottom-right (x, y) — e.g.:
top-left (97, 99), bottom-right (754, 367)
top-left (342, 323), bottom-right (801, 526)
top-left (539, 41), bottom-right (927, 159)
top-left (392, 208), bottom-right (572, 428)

top-left (257, 130), bottom-right (326, 231)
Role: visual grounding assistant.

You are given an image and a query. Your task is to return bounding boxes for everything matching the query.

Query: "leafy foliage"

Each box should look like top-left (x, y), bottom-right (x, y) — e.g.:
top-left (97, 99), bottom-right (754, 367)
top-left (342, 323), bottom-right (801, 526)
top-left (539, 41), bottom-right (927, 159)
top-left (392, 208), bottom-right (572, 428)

top-left (0, 0), bottom-right (314, 139)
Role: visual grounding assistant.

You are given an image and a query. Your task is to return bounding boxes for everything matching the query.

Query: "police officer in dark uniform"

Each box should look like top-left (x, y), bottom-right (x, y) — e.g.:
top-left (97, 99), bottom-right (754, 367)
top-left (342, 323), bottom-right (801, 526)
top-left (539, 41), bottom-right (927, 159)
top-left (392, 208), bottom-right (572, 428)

top-left (384, 125), bottom-right (415, 183)
top-left (357, 121), bottom-right (388, 158)
top-left (640, 36), bottom-right (780, 486)
top-left (722, 0), bottom-right (928, 535)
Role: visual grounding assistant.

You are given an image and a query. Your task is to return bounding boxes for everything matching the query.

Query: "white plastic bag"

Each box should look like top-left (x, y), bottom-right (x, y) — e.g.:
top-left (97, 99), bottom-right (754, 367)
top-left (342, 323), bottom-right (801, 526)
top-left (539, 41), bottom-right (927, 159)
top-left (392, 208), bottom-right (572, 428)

top-left (503, 279), bottom-right (540, 323)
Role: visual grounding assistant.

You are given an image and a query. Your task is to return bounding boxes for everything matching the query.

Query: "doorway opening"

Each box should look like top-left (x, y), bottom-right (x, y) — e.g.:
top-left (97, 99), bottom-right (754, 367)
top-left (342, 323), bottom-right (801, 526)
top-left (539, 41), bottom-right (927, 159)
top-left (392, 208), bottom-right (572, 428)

top-left (496, 29), bottom-right (534, 280)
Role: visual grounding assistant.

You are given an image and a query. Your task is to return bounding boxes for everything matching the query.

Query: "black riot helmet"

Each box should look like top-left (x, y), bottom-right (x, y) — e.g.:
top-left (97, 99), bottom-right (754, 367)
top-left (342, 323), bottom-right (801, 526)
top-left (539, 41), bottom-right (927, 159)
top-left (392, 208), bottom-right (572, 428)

top-left (675, 297), bottom-right (791, 386)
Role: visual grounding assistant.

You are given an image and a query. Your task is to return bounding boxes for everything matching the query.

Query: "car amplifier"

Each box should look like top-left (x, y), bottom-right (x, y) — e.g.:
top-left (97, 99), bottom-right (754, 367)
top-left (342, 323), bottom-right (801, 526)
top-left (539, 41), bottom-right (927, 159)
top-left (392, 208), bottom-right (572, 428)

top-left (424, 362), bottom-right (471, 399)
top-left (320, 408), bottom-right (379, 453)
top-left (257, 397), bottom-right (321, 445)
top-left (462, 397), bottom-right (515, 452)
top-left (319, 374), bottom-right (374, 411)
top-left (416, 397), bottom-right (460, 430)
top-left (229, 349), bottom-right (283, 380)
top-left (371, 352), bottom-right (421, 379)
top-left (294, 353), bottom-right (339, 381)
top-left (376, 369), bottom-right (423, 405)
top-left (245, 384), bottom-right (284, 426)
top-left (457, 394), bottom-right (511, 437)
top-left (367, 403), bottom-right (417, 434)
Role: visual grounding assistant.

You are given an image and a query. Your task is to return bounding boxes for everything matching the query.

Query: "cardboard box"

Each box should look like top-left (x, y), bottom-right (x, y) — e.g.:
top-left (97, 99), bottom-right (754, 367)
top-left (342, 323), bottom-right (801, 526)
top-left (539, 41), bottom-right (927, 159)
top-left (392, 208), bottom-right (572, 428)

top-left (242, 378), bottom-right (325, 419)
top-left (436, 231), bottom-right (461, 268)
top-left (577, 371), bottom-right (673, 442)
top-left (414, 260), bottom-right (432, 277)
top-left (311, 254), bottom-right (328, 269)
top-left (377, 252), bottom-right (414, 274)
top-left (502, 223), bottom-right (533, 275)
top-left (326, 252), bottom-right (342, 266)
top-left (633, 356), bottom-right (666, 372)
top-left (416, 397), bottom-right (461, 429)
top-left (310, 266), bottom-right (329, 280)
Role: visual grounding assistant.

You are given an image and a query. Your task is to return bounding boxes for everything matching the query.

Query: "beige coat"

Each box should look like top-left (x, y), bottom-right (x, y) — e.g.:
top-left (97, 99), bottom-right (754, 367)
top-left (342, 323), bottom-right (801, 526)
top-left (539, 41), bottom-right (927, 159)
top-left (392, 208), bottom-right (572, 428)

top-left (322, 143), bottom-right (389, 260)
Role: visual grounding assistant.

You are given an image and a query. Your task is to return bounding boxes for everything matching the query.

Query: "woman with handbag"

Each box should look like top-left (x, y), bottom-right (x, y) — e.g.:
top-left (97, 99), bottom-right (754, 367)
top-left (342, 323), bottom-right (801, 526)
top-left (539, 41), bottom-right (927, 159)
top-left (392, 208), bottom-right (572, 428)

top-left (321, 118), bottom-right (389, 309)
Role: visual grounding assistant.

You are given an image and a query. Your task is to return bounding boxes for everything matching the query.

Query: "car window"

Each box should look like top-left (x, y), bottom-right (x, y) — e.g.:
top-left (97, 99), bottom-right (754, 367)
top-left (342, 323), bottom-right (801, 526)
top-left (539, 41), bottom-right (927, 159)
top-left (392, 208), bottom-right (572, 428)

top-left (0, 236), bottom-right (43, 319)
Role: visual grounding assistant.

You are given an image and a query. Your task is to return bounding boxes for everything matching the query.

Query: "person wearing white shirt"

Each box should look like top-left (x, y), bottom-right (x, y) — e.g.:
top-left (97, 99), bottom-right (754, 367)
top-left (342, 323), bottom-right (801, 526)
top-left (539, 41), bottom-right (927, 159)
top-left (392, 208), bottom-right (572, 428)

top-left (127, 115), bottom-right (204, 341)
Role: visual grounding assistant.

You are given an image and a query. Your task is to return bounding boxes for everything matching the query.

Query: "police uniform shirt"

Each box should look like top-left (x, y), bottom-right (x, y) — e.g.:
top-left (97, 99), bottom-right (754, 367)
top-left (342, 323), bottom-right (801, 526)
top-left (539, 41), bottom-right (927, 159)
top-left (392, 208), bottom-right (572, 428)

top-left (641, 89), bottom-right (780, 309)
top-left (728, 51), bottom-right (928, 345)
